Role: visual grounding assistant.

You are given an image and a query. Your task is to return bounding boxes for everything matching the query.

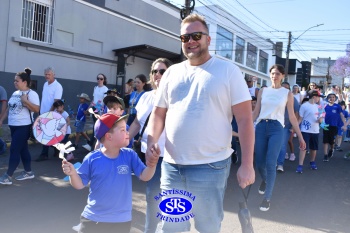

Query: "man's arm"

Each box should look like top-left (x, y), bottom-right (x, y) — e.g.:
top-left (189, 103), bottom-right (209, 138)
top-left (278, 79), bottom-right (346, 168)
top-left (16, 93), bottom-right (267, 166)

top-left (232, 101), bottom-right (255, 189)
top-left (146, 107), bottom-right (166, 167)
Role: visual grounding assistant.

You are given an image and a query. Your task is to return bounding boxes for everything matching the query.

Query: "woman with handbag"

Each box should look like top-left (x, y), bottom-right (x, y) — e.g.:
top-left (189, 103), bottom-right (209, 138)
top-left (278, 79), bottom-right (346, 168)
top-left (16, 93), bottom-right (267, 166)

top-left (0, 68), bottom-right (40, 185)
top-left (128, 58), bottom-right (172, 233)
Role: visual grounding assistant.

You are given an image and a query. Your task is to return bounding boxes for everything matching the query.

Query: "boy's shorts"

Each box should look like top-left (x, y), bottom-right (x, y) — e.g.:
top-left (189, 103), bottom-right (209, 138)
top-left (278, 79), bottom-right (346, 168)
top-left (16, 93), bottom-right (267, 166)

top-left (337, 126), bottom-right (344, 136)
top-left (323, 126), bottom-right (338, 145)
top-left (302, 132), bottom-right (319, 150)
top-left (75, 120), bottom-right (86, 133)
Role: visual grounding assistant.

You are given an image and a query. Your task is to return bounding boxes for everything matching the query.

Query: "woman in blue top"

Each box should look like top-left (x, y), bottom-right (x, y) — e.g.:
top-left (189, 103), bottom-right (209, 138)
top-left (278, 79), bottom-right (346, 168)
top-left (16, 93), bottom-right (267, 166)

top-left (127, 74), bottom-right (149, 127)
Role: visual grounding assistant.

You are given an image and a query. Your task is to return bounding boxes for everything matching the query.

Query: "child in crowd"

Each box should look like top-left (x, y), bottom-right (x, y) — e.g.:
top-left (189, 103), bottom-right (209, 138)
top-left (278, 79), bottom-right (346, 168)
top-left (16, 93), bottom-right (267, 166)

top-left (73, 93), bottom-right (91, 149)
top-left (323, 93), bottom-right (346, 161)
top-left (51, 100), bottom-right (73, 160)
top-left (93, 95), bottom-right (133, 150)
top-left (335, 101), bottom-right (349, 151)
top-left (62, 113), bottom-right (160, 233)
top-left (103, 89), bottom-right (119, 114)
top-left (296, 90), bottom-right (324, 173)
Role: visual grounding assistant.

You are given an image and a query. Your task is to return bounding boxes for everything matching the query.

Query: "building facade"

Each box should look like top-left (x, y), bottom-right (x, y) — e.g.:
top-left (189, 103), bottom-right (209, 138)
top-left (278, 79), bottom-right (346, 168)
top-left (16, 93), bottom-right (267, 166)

top-left (195, 5), bottom-right (275, 88)
top-left (0, 0), bottom-right (181, 110)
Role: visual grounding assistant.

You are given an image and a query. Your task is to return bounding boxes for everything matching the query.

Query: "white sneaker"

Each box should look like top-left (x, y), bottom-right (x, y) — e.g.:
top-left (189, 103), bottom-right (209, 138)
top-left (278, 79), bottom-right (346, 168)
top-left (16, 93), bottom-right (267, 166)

top-left (82, 144), bottom-right (91, 151)
top-left (289, 153), bottom-right (296, 161)
top-left (277, 165), bottom-right (284, 172)
top-left (72, 223), bottom-right (81, 232)
top-left (285, 153), bottom-right (289, 159)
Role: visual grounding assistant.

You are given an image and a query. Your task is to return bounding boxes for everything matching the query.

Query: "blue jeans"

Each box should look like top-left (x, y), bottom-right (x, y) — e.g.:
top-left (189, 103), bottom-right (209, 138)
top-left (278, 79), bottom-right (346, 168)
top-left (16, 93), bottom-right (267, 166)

top-left (255, 120), bottom-right (283, 201)
top-left (8, 125), bottom-right (32, 176)
top-left (160, 157), bottom-right (231, 233)
top-left (144, 157), bottom-right (163, 233)
top-left (277, 127), bottom-right (292, 166)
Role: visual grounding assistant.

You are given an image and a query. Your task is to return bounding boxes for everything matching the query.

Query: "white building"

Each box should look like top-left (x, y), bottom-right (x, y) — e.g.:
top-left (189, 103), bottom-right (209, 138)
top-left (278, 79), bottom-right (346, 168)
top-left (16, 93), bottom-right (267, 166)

top-left (0, 0), bottom-right (181, 109)
top-left (311, 57), bottom-right (342, 90)
top-left (195, 5), bottom-right (275, 87)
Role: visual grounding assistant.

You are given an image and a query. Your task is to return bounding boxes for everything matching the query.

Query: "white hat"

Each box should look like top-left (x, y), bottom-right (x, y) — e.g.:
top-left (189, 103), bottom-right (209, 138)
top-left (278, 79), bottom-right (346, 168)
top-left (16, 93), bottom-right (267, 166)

top-left (77, 93), bottom-right (91, 101)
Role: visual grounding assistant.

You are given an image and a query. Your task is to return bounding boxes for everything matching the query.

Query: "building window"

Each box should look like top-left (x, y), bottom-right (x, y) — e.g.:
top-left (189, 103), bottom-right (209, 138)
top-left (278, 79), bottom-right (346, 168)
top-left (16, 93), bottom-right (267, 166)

top-left (235, 36), bottom-right (245, 64)
top-left (216, 25), bottom-right (233, 59)
top-left (21, 0), bottom-right (54, 43)
top-left (246, 43), bottom-right (257, 69)
top-left (258, 50), bottom-right (268, 74)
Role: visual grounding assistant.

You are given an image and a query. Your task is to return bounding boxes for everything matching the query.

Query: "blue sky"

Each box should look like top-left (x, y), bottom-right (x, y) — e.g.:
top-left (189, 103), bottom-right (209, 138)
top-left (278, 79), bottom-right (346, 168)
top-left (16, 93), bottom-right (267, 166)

top-left (168, 0), bottom-right (350, 61)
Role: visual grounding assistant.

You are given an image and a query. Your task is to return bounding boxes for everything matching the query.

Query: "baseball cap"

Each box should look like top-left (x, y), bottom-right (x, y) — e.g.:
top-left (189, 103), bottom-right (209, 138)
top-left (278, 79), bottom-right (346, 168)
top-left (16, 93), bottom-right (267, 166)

top-left (103, 96), bottom-right (125, 110)
top-left (308, 90), bottom-right (325, 98)
top-left (104, 88), bottom-right (119, 95)
top-left (94, 113), bottom-right (129, 140)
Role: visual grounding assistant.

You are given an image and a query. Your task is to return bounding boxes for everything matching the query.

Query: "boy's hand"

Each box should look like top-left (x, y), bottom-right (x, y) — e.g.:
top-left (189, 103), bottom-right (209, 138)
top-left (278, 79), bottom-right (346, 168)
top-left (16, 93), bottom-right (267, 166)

top-left (62, 160), bottom-right (76, 176)
top-left (146, 143), bottom-right (160, 168)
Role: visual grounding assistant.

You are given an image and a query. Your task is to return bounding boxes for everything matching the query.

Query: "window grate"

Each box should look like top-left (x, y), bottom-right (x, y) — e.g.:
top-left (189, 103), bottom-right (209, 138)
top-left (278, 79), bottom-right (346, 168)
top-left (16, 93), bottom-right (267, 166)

top-left (21, 0), bottom-right (54, 43)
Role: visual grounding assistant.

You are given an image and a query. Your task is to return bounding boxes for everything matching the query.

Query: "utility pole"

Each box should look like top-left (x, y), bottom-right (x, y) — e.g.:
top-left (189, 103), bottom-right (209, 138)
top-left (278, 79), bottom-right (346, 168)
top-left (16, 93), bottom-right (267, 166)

top-left (284, 24), bottom-right (324, 82)
top-left (180, 0), bottom-right (195, 60)
top-left (284, 31), bottom-right (292, 81)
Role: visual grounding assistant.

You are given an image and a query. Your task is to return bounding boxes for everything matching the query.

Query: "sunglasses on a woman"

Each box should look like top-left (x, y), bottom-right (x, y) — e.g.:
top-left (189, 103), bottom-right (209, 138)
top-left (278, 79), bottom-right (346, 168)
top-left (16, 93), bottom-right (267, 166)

top-left (151, 69), bottom-right (166, 75)
top-left (179, 32), bottom-right (208, 43)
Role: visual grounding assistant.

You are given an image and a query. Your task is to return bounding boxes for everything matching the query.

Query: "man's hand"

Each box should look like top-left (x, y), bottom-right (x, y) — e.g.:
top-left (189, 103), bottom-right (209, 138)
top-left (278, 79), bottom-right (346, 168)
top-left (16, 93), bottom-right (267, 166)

top-left (146, 143), bottom-right (160, 168)
top-left (237, 164), bottom-right (255, 189)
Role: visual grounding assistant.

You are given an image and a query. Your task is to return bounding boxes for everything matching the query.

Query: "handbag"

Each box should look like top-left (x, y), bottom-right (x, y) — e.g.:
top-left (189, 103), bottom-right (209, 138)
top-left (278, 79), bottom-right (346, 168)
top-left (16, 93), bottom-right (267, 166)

top-left (133, 113), bottom-right (151, 163)
top-left (238, 185), bottom-right (254, 233)
top-left (28, 109), bottom-right (36, 141)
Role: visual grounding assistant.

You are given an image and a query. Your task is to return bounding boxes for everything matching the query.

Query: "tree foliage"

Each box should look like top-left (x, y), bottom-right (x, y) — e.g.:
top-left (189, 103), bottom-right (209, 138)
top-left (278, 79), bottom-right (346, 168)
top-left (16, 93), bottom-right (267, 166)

top-left (330, 55), bottom-right (350, 78)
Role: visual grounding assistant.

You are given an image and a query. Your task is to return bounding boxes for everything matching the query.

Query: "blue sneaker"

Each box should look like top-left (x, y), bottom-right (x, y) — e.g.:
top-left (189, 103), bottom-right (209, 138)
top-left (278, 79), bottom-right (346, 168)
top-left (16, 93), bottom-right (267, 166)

top-left (296, 165), bottom-right (303, 174)
top-left (0, 173), bottom-right (12, 185)
top-left (310, 161), bottom-right (318, 170)
top-left (15, 171), bottom-right (35, 181)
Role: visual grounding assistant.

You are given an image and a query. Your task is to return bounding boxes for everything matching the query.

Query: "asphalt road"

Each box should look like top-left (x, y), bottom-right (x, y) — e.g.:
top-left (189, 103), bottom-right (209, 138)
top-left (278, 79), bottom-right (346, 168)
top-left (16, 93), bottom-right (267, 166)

top-left (0, 135), bottom-right (349, 233)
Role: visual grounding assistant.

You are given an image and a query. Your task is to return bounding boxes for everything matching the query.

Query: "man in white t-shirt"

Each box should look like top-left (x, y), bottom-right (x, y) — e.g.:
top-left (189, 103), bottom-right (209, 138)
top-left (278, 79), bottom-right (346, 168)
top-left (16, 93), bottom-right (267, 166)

top-left (36, 67), bottom-right (63, 161)
top-left (146, 14), bottom-right (255, 233)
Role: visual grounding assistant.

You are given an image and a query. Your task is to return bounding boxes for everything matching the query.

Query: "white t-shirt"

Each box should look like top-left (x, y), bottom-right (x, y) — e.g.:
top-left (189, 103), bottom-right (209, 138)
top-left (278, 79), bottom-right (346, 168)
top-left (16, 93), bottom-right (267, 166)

top-left (256, 87), bottom-right (289, 127)
top-left (293, 93), bottom-right (301, 104)
top-left (135, 91), bottom-right (165, 157)
top-left (248, 86), bottom-right (257, 97)
top-left (299, 102), bottom-right (320, 134)
top-left (155, 56), bottom-right (251, 165)
top-left (57, 110), bottom-right (71, 134)
top-left (8, 89), bottom-right (40, 126)
top-left (40, 80), bottom-right (63, 113)
top-left (93, 86), bottom-right (108, 105)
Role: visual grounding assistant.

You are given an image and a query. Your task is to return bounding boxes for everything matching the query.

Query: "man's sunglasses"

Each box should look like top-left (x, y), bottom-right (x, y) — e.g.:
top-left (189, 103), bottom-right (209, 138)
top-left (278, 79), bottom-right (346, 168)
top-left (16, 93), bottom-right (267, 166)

top-left (151, 69), bottom-right (166, 75)
top-left (97, 77), bottom-right (104, 80)
top-left (179, 32), bottom-right (208, 43)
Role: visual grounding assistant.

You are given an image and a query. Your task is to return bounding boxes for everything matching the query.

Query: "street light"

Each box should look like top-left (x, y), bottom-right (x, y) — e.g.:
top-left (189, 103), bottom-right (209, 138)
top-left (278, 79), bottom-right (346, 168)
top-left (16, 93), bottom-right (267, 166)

top-left (284, 23), bottom-right (324, 81)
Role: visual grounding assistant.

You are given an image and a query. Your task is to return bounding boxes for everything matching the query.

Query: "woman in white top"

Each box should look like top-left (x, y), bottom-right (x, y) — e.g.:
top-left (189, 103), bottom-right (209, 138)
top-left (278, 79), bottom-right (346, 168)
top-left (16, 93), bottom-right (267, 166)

top-left (128, 58), bottom-right (172, 233)
top-left (292, 84), bottom-right (301, 104)
top-left (0, 68), bottom-right (40, 185)
top-left (86, 73), bottom-right (108, 149)
top-left (253, 64), bottom-right (306, 211)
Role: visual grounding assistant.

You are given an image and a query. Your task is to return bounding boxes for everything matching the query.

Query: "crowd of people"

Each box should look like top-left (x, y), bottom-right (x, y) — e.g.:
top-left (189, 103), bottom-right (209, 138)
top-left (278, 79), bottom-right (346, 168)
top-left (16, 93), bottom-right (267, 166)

top-left (0, 13), bottom-right (350, 233)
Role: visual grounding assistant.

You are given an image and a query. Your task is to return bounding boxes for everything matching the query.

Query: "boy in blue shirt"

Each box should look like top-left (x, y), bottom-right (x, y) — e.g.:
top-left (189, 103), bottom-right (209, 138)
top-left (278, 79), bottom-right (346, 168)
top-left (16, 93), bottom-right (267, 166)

top-left (72, 93), bottom-right (91, 148)
top-left (62, 113), bottom-right (160, 233)
top-left (323, 94), bottom-right (346, 161)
